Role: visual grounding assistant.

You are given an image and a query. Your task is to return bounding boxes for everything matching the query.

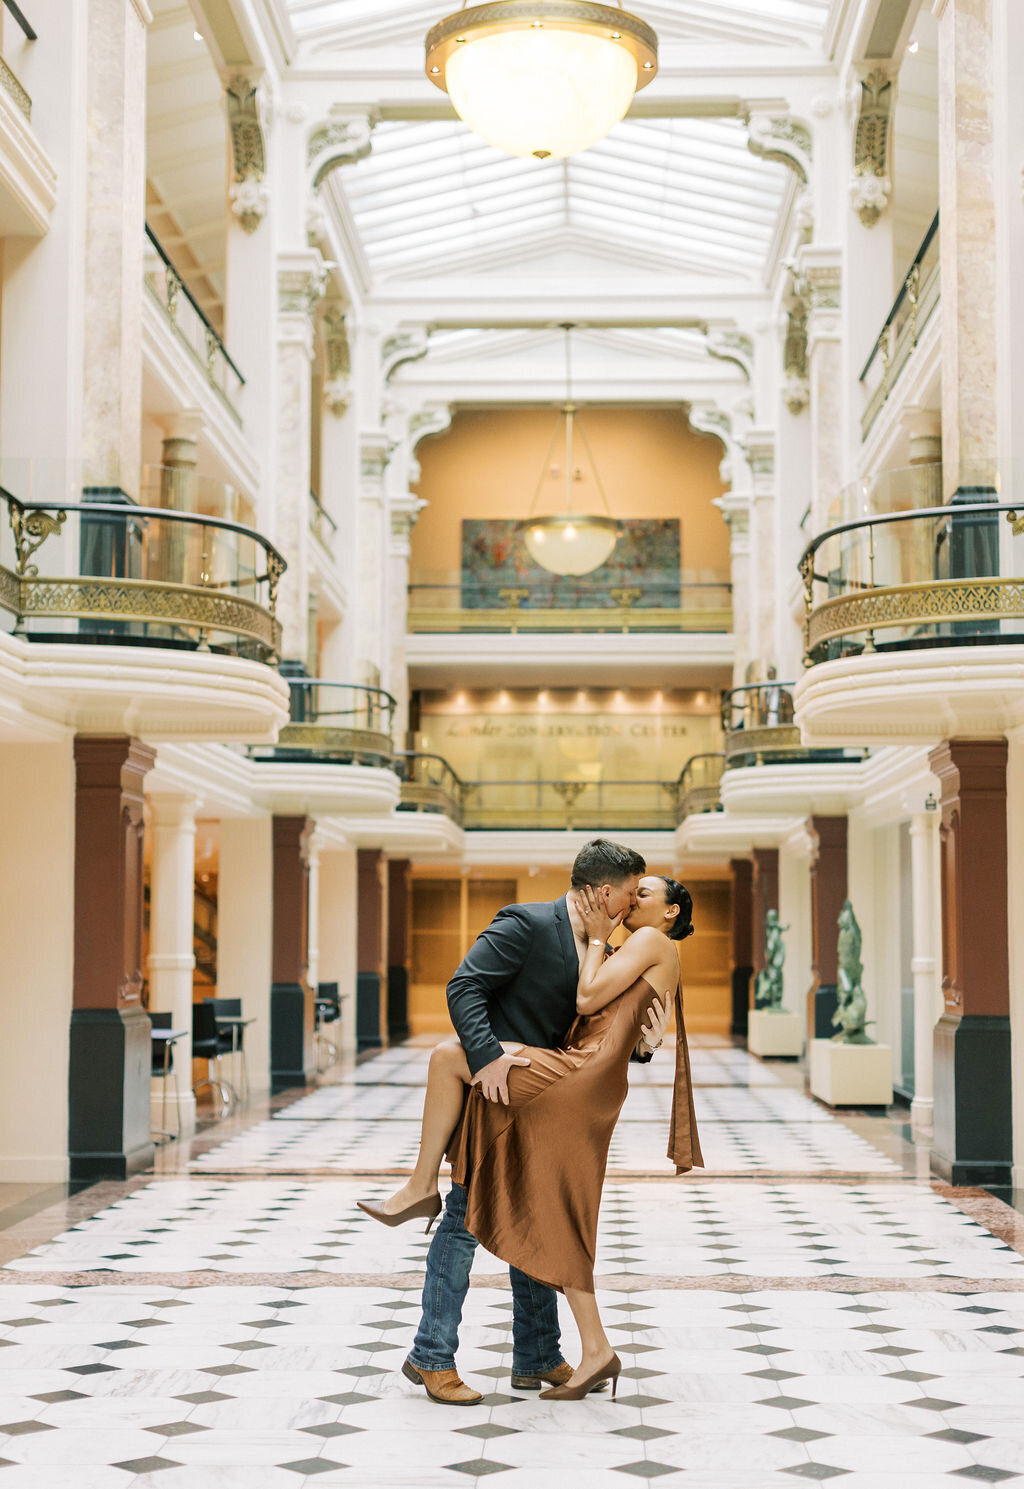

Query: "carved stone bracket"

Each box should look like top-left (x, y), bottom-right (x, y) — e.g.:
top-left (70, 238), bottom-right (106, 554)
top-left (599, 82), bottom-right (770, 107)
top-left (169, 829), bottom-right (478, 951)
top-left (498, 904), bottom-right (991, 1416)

top-left (390, 493), bottom-right (428, 552)
top-left (322, 306), bottom-right (351, 417)
top-left (706, 330), bottom-right (755, 382)
top-left (688, 404), bottom-right (735, 484)
top-left (743, 429), bottom-right (775, 484)
top-left (850, 69), bottom-right (894, 226)
top-left (383, 326), bottom-right (430, 383)
top-left (410, 401), bottom-right (454, 451)
top-left (361, 431), bottom-right (395, 484)
top-left (745, 112), bottom-right (812, 185)
top-left (308, 114), bottom-right (376, 191)
top-left (226, 78), bottom-right (268, 233)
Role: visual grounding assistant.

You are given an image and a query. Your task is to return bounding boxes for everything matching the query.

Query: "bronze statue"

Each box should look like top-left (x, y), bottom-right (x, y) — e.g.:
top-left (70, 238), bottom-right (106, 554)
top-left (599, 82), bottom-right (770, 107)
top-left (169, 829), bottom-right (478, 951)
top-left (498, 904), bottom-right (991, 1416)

top-left (754, 908), bottom-right (789, 1011)
top-left (832, 899), bottom-right (874, 1044)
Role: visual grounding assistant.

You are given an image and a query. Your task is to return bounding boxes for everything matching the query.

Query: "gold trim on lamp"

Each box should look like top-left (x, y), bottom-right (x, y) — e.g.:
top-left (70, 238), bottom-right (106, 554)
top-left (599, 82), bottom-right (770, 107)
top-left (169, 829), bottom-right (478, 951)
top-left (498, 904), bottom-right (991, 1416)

top-left (426, 1), bottom-right (658, 159)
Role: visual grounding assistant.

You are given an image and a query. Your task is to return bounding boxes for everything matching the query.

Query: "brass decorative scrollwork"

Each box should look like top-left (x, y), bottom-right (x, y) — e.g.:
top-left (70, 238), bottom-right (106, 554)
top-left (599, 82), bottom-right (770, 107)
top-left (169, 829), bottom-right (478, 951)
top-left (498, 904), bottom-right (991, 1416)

top-left (807, 577), bottom-right (1024, 655)
top-left (9, 499), bottom-right (67, 577)
top-left (265, 551), bottom-right (286, 616)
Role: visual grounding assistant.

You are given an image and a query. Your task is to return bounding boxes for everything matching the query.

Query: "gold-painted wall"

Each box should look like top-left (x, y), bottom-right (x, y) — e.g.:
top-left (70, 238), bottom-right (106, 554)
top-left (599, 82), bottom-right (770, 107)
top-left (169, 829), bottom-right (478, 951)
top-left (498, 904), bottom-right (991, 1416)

top-left (411, 407), bottom-right (729, 585)
top-left (408, 869), bottom-right (731, 1038)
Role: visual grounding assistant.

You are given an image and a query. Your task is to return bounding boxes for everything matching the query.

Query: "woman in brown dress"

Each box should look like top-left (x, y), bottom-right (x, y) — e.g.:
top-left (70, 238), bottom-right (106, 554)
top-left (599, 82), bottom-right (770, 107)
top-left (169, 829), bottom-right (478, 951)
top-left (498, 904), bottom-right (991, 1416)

top-left (360, 875), bottom-right (703, 1400)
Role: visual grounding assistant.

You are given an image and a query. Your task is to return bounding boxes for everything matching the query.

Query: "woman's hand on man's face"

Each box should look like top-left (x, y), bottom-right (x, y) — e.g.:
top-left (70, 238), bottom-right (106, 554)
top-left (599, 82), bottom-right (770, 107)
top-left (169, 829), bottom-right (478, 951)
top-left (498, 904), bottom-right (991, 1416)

top-left (576, 883), bottom-right (622, 943)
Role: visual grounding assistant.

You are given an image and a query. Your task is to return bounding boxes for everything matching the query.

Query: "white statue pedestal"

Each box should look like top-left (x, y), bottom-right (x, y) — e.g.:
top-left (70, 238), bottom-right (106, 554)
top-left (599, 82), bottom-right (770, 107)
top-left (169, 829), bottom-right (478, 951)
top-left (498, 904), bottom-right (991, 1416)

top-left (809, 1038), bottom-right (893, 1107)
top-left (748, 1009), bottom-right (803, 1058)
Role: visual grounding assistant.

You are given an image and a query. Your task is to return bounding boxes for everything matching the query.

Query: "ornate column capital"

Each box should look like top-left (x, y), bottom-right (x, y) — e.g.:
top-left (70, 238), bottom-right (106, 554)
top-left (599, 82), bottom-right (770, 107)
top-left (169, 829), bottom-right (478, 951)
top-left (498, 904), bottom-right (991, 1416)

top-left (781, 289), bottom-right (809, 414)
top-left (743, 427), bottom-right (775, 488)
top-left (714, 491), bottom-right (752, 550)
top-left (390, 492), bottom-right (428, 556)
top-left (744, 111), bottom-right (812, 186)
top-left (360, 430), bottom-right (395, 483)
top-left (410, 400), bottom-right (454, 450)
top-left (848, 67), bottom-right (895, 226)
top-left (796, 246), bottom-right (842, 346)
top-left (308, 110), bottom-right (378, 190)
top-left (278, 251), bottom-right (329, 355)
top-left (226, 77), bottom-right (269, 233)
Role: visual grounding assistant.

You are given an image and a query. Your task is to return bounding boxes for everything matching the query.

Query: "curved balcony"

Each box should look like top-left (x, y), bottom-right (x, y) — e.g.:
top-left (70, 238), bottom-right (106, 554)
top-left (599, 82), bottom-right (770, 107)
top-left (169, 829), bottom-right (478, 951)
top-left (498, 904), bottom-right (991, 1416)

top-left (408, 579), bottom-right (732, 635)
top-left (799, 492), bottom-right (1024, 665)
top-left (461, 778), bottom-right (678, 831)
top-left (796, 474), bottom-right (1024, 743)
top-left (0, 485), bottom-right (283, 662)
top-left (396, 750), bottom-right (464, 823)
top-left (722, 682), bottom-right (799, 766)
top-left (674, 753), bottom-right (725, 824)
top-left (267, 680), bottom-right (396, 767)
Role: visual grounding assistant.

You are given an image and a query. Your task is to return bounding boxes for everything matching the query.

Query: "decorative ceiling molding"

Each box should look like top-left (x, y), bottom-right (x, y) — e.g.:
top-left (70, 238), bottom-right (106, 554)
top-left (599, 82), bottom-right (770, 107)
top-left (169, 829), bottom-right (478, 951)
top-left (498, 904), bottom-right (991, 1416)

top-left (706, 330), bottom-right (755, 382)
top-left (382, 325), bottom-right (430, 381)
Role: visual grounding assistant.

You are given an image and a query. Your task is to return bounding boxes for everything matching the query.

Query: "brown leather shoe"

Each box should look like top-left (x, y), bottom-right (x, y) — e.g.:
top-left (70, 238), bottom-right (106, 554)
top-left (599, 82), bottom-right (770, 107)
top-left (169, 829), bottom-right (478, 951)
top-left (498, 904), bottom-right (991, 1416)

top-left (511, 1361), bottom-right (608, 1392)
top-left (402, 1358), bottom-right (482, 1405)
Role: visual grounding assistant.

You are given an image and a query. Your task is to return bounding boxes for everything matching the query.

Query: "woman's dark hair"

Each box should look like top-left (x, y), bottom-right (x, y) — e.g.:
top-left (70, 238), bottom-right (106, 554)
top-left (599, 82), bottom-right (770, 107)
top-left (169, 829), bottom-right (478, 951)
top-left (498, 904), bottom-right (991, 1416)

top-left (570, 838), bottom-right (646, 888)
top-left (660, 877), bottom-right (695, 941)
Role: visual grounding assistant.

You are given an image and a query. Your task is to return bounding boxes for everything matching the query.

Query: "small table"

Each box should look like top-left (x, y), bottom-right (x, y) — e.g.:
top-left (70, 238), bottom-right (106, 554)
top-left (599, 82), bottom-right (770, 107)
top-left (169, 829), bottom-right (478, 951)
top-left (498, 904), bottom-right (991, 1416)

top-left (214, 1016), bottom-right (257, 1106)
top-left (150, 1028), bottom-right (189, 1144)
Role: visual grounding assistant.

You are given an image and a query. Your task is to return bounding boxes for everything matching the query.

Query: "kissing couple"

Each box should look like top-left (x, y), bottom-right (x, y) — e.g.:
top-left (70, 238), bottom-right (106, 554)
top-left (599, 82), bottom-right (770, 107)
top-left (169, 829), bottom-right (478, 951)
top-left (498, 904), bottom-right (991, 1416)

top-left (358, 838), bottom-right (704, 1404)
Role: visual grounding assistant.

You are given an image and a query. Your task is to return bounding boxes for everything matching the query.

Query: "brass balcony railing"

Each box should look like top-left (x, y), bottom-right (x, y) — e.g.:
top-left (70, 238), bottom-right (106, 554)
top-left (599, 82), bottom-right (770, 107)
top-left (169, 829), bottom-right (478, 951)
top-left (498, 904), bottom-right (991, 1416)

top-left (799, 484), bottom-right (1024, 664)
top-left (407, 580), bottom-right (732, 635)
top-left (721, 682), bottom-right (865, 767)
top-left (309, 490), bottom-right (337, 554)
top-left (860, 212), bottom-right (939, 440)
top-left (0, 486), bottom-right (284, 661)
top-left (461, 778), bottom-right (679, 831)
top-left (396, 750), bottom-right (464, 823)
top-left (1, 1), bottom-right (33, 118)
top-left (144, 225), bottom-right (245, 420)
top-left (256, 680), bottom-right (396, 766)
top-left (675, 753), bottom-right (724, 824)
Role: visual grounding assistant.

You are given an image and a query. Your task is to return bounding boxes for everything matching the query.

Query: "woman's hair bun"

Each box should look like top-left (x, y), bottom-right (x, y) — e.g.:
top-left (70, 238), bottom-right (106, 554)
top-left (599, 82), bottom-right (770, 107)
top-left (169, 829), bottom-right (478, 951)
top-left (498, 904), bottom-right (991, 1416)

top-left (660, 877), bottom-right (694, 942)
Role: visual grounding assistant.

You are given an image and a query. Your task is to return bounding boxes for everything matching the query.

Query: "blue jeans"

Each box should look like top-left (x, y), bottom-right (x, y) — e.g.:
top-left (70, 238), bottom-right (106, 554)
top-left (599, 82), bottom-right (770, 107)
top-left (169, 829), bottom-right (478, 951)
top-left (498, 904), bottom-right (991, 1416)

top-left (408, 1183), bottom-right (563, 1375)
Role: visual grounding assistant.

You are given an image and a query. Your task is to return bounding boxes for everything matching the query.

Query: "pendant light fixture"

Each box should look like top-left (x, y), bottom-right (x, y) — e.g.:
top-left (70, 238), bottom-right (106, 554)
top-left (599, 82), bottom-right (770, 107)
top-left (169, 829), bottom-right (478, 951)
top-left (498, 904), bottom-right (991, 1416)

top-left (517, 325), bottom-right (620, 578)
top-left (425, 1), bottom-right (658, 161)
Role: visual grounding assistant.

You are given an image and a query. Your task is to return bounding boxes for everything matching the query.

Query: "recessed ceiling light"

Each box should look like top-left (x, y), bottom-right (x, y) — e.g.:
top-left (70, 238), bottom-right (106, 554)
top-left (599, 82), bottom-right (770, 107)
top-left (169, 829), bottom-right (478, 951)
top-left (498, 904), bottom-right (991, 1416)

top-left (908, 38), bottom-right (919, 52)
top-left (193, 30), bottom-right (203, 40)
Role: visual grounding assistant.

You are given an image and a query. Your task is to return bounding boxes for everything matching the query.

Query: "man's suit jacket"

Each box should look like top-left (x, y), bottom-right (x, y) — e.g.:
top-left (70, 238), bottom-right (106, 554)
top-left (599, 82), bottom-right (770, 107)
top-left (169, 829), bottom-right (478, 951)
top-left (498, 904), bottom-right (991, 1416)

top-left (447, 899), bottom-right (579, 1076)
top-left (447, 896), bottom-right (653, 1076)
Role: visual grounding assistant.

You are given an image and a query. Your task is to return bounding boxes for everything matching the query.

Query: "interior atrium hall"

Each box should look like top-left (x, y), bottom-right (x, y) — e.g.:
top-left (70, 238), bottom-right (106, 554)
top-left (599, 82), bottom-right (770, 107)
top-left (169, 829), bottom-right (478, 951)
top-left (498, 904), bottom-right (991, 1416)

top-left (1, 0), bottom-right (1024, 1484)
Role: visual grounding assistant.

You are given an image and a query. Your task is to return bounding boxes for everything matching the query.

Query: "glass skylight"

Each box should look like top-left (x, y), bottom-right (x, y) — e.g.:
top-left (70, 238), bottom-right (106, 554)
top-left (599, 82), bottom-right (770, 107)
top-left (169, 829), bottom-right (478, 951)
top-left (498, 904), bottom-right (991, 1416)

top-left (341, 117), bottom-right (790, 279)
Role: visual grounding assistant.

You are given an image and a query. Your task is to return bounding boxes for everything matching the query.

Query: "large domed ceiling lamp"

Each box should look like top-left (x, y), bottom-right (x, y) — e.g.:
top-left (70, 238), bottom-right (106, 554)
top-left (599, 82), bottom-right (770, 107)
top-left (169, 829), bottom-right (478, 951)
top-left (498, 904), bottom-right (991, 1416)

top-left (424, 1), bottom-right (658, 160)
top-left (517, 325), bottom-right (621, 577)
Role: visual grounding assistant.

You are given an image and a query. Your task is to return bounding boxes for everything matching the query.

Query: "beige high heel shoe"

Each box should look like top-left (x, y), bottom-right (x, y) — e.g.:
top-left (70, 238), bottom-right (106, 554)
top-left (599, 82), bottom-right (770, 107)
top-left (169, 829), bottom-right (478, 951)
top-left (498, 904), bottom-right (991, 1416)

top-left (539, 1352), bottom-right (621, 1400)
top-left (356, 1193), bottom-right (443, 1233)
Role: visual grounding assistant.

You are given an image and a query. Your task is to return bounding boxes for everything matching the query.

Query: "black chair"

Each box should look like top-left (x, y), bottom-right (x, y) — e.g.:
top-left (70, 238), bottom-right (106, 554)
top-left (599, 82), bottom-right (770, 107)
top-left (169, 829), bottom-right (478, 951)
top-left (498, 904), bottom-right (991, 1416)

top-left (314, 982), bottom-right (341, 1072)
top-left (204, 996), bottom-right (249, 1103)
top-left (192, 1001), bottom-right (233, 1117)
top-left (150, 1011), bottom-right (181, 1141)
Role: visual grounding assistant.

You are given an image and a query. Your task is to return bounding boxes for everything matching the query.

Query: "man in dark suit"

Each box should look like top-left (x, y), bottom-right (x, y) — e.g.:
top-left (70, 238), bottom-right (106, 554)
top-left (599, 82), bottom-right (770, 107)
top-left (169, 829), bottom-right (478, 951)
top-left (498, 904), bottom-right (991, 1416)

top-left (404, 838), bottom-right (667, 1405)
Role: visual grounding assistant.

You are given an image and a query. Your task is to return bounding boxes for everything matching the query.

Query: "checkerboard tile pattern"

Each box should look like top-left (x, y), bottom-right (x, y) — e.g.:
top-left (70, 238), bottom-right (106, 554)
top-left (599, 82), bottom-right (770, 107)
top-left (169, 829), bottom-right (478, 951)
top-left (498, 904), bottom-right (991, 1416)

top-left (190, 1039), bottom-right (901, 1177)
top-left (1, 1041), bottom-right (1022, 1487)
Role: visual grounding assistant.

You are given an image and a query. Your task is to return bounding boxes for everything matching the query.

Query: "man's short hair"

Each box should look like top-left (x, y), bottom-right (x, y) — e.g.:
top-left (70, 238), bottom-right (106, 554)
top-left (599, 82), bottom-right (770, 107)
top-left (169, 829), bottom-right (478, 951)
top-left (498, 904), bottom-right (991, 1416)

top-left (570, 838), bottom-right (646, 888)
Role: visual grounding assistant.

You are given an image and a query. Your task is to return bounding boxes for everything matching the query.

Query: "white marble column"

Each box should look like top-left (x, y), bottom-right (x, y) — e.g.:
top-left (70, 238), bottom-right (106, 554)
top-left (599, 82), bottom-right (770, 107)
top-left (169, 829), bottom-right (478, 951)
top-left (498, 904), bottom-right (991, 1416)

top-left (275, 252), bottom-right (326, 666)
top-left (357, 430), bottom-right (392, 686)
top-left (799, 247), bottom-right (844, 530)
top-left (306, 831), bottom-right (323, 994)
top-left (318, 847), bottom-right (358, 1056)
top-left (937, 0), bottom-right (998, 492)
top-left (156, 409), bottom-right (202, 512)
top-left (147, 793), bottom-right (198, 1134)
top-left (715, 493), bottom-right (752, 684)
top-left (217, 816), bottom-right (273, 1099)
top-left (743, 429), bottom-right (776, 671)
top-left (82, 0), bottom-right (150, 494)
top-left (909, 809), bottom-right (942, 1137)
top-left (779, 824), bottom-right (814, 1034)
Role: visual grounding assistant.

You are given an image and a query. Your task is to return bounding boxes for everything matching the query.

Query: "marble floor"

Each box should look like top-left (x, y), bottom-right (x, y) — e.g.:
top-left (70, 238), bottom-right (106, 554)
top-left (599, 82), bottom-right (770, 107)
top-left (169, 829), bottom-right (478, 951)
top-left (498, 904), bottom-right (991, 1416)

top-left (1, 1036), bottom-right (1022, 1488)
